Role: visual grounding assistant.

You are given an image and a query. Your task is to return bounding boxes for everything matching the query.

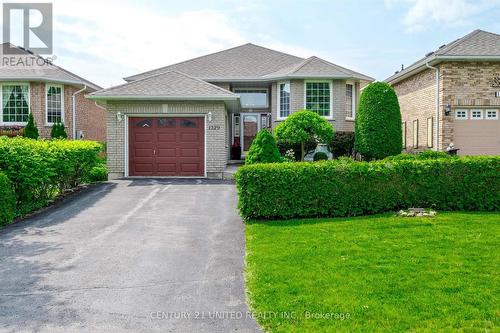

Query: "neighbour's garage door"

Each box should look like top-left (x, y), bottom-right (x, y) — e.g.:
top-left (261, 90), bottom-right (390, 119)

top-left (454, 109), bottom-right (500, 155)
top-left (129, 117), bottom-right (204, 176)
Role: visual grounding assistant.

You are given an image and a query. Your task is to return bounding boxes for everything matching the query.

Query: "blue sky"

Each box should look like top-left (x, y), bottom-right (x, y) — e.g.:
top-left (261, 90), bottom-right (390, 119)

top-left (6, 0), bottom-right (500, 87)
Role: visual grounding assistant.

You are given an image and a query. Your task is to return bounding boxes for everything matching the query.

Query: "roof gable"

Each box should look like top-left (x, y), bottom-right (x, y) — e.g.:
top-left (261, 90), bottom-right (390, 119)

top-left (88, 71), bottom-right (237, 100)
top-left (124, 43), bottom-right (305, 81)
top-left (386, 29), bottom-right (500, 83)
top-left (0, 43), bottom-right (101, 90)
top-left (263, 56), bottom-right (374, 80)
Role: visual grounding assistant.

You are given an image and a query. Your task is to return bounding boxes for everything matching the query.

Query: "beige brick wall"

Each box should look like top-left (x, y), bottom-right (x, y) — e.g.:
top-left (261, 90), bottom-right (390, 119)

top-left (271, 79), bottom-right (358, 132)
top-left (440, 61), bottom-right (500, 149)
top-left (392, 68), bottom-right (438, 152)
top-left (105, 101), bottom-right (227, 179)
top-left (393, 61), bottom-right (500, 152)
top-left (25, 82), bottom-right (105, 141)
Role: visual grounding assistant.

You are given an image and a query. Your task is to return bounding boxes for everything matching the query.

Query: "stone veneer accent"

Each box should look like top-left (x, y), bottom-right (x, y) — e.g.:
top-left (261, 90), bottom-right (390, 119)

top-left (105, 101), bottom-right (227, 180)
top-left (392, 61), bottom-right (500, 152)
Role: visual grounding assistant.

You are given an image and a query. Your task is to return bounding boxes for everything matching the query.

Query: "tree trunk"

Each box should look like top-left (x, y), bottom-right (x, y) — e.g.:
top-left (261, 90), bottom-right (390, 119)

top-left (301, 141), bottom-right (305, 161)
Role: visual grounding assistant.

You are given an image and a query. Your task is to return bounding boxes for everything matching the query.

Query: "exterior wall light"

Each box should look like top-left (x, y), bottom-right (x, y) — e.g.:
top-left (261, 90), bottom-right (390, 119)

top-left (444, 103), bottom-right (451, 116)
top-left (116, 111), bottom-right (124, 122)
top-left (207, 112), bottom-right (213, 122)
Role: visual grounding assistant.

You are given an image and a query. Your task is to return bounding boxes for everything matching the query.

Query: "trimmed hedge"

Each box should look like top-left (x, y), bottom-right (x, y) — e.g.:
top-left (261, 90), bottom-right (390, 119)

top-left (0, 172), bottom-right (15, 226)
top-left (236, 156), bottom-right (500, 220)
top-left (0, 137), bottom-right (102, 215)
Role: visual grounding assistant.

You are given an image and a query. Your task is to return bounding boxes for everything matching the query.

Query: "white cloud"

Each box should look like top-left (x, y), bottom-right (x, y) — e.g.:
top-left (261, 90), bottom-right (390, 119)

top-left (387, 0), bottom-right (500, 32)
top-left (49, 0), bottom-right (248, 87)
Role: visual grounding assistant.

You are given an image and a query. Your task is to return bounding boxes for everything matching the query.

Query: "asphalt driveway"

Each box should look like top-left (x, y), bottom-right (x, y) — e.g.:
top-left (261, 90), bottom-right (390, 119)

top-left (0, 179), bottom-right (260, 332)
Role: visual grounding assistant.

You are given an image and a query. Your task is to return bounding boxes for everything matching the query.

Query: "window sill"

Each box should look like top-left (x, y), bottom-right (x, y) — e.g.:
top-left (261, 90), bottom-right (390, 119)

top-left (345, 117), bottom-right (355, 122)
top-left (1, 122), bottom-right (27, 126)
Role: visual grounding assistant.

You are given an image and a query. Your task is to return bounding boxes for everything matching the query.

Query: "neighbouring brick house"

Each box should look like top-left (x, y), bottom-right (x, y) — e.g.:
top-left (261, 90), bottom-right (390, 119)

top-left (88, 43), bottom-right (373, 179)
top-left (386, 30), bottom-right (500, 155)
top-left (0, 44), bottom-right (105, 141)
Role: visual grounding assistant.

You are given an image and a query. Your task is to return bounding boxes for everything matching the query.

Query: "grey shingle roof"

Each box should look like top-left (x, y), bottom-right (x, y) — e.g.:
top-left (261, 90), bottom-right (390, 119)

top-left (88, 71), bottom-right (238, 100)
top-left (386, 30), bottom-right (500, 83)
top-left (262, 56), bottom-right (374, 81)
top-left (0, 44), bottom-right (102, 90)
top-left (124, 43), bottom-right (373, 82)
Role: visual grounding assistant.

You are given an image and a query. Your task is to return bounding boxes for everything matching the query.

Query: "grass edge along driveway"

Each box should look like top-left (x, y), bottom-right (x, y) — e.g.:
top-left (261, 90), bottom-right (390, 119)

top-left (245, 212), bottom-right (499, 333)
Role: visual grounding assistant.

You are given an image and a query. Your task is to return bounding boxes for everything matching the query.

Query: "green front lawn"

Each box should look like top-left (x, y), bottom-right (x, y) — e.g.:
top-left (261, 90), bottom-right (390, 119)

top-left (245, 212), bottom-right (499, 332)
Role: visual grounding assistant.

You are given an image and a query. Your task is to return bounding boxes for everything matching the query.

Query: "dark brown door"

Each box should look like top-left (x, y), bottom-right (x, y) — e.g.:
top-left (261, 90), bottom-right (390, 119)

top-left (129, 117), bottom-right (204, 176)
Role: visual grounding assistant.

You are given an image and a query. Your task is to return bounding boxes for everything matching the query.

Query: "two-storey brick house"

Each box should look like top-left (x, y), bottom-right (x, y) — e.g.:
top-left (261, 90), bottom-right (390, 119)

top-left (0, 44), bottom-right (105, 141)
top-left (386, 30), bottom-right (500, 155)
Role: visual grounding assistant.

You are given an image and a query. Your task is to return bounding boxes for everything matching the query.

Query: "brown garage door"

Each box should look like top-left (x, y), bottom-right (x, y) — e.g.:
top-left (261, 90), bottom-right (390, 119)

top-left (129, 117), bottom-right (204, 176)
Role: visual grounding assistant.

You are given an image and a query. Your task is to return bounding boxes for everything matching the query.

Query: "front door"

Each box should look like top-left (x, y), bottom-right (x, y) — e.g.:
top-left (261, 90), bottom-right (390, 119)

top-left (241, 114), bottom-right (260, 153)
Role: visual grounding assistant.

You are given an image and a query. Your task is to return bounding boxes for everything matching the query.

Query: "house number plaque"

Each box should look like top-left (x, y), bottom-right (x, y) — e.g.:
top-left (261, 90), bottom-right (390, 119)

top-left (208, 125), bottom-right (220, 130)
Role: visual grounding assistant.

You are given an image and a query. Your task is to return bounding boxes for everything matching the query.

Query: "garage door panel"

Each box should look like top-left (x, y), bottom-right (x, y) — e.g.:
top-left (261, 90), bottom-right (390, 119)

top-left (156, 163), bottom-right (177, 173)
top-left (180, 132), bottom-right (201, 142)
top-left (180, 163), bottom-right (202, 173)
top-left (180, 148), bottom-right (201, 157)
top-left (129, 117), bottom-right (205, 176)
top-left (157, 148), bottom-right (176, 157)
top-left (157, 133), bottom-right (176, 142)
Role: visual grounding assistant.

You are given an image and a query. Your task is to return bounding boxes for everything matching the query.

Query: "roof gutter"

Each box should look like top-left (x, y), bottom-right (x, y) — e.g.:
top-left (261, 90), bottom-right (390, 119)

top-left (425, 62), bottom-right (440, 151)
top-left (72, 85), bottom-right (86, 139)
top-left (85, 95), bottom-right (239, 101)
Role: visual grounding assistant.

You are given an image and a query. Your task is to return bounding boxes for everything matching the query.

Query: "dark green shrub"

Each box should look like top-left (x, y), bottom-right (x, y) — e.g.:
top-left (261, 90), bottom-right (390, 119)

top-left (245, 129), bottom-right (282, 165)
top-left (275, 110), bottom-right (334, 161)
top-left (23, 113), bottom-right (39, 139)
top-left (86, 165), bottom-right (108, 182)
top-left (328, 131), bottom-right (355, 158)
top-left (313, 152), bottom-right (328, 161)
top-left (51, 123), bottom-right (68, 139)
top-left (0, 172), bottom-right (15, 226)
top-left (354, 82), bottom-right (402, 160)
top-left (0, 137), bottom-right (101, 216)
top-left (236, 156), bottom-right (500, 219)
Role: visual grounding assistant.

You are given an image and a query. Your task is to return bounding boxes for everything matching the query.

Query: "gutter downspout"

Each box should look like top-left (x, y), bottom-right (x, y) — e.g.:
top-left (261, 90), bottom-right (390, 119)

top-left (425, 62), bottom-right (439, 150)
top-left (72, 85), bottom-right (87, 139)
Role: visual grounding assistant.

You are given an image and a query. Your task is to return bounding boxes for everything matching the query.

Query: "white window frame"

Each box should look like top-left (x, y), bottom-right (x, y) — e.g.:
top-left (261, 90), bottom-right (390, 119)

top-left (426, 117), bottom-right (433, 148)
top-left (485, 109), bottom-right (498, 120)
top-left (233, 88), bottom-right (269, 109)
top-left (470, 109), bottom-right (483, 120)
top-left (45, 83), bottom-right (64, 125)
top-left (304, 80), bottom-right (333, 119)
top-left (0, 82), bottom-right (31, 125)
top-left (345, 81), bottom-right (356, 120)
top-left (402, 121), bottom-right (406, 149)
top-left (277, 81), bottom-right (290, 120)
top-left (455, 109), bottom-right (468, 119)
top-left (412, 119), bottom-right (418, 148)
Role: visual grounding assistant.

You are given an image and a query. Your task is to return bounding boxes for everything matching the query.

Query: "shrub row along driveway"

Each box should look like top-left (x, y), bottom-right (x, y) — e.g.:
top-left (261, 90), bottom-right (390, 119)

top-left (0, 179), bottom-right (259, 332)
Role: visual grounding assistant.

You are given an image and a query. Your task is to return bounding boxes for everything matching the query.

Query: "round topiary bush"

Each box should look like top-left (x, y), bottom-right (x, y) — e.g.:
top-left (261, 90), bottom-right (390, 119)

top-left (275, 110), bottom-right (334, 161)
top-left (245, 129), bottom-right (282, 165)
top-left (354, 82), bottom-right (402, 160)
top-left (0, 172), bottom-right (16, 226)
